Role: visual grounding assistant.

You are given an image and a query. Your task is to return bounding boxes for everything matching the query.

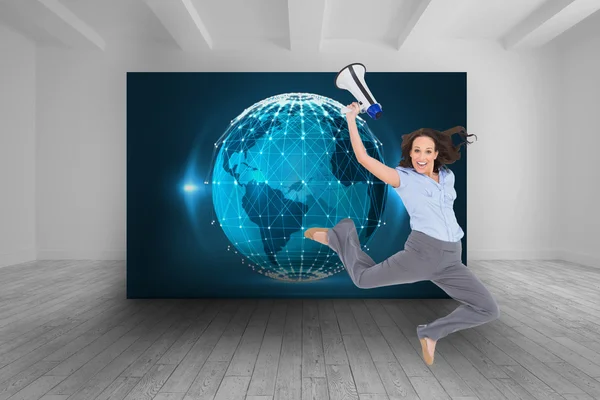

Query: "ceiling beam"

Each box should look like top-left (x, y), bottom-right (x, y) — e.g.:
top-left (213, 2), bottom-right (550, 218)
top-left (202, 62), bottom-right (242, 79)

top-left (397, 0), bottom-right (433, 50)
top-left (502, 0), bottom-right (600, 49)
top-left (287, 0), bottom-right (326, 51)
top-left (19, 0), bottom-right (106, 50)
top-left (145, 0), bottom-right (213, 51)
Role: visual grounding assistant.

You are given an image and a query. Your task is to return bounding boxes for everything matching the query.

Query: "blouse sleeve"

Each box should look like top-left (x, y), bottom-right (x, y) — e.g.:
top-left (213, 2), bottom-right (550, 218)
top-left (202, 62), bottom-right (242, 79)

top-left (444, 167), bottom-right (455, 185)
top-left (395, 167), bottom-right (411, 189)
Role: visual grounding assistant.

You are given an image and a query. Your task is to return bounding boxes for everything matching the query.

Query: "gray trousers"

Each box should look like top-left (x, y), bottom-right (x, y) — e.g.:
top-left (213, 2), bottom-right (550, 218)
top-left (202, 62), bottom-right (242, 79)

top-left (327, 218), bottom-right (500, 341)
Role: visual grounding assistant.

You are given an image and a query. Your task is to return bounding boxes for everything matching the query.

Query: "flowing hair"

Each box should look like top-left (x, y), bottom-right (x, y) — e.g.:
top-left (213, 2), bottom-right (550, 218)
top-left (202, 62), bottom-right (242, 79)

top-left (397, 126), bottom-right (477, 173)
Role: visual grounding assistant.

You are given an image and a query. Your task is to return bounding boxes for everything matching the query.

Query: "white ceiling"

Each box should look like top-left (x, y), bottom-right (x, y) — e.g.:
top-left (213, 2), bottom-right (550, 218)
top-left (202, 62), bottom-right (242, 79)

top-left (0, 0), bottom-right (599, 52)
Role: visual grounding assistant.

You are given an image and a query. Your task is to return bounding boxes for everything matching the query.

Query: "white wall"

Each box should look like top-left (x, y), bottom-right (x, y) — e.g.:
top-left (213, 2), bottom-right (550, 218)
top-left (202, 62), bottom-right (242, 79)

top-left (35, 39), bottom-right (562, 262)
top-left (554, 11), bottom-right (600, 269)
top-left (0, 26), bottom-right (36, 268)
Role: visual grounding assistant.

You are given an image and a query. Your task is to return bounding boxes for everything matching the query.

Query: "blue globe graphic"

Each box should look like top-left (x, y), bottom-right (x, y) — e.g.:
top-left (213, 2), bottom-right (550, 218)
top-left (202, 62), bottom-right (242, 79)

top-left (211, 93), bottom-right (388, 282)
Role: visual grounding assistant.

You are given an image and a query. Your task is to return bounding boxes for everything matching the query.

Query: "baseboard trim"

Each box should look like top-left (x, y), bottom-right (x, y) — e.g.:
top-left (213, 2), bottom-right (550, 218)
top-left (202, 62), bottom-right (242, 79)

top-left (0, 249), bottom-right (37, 268)
top-left (555, 249), bottom-right (600, 270)
top-left (468, 249), bottom-right (562, 260)
top-left (37, 250), bottom-right (126, 260)
top-left (469, 249), bottom-right (600, 269)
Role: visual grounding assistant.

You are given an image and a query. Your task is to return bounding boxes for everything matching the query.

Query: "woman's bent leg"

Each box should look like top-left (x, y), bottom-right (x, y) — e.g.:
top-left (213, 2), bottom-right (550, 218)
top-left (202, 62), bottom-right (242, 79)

top-left (327, 219), bottom-right (439, 288)
top-left (417, 262), bottom-right (500, 341)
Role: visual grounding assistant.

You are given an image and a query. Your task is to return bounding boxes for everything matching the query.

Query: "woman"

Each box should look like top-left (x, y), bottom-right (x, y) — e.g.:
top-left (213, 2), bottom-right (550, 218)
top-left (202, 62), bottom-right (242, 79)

top-left (305, 102), bottom-right (499, 366)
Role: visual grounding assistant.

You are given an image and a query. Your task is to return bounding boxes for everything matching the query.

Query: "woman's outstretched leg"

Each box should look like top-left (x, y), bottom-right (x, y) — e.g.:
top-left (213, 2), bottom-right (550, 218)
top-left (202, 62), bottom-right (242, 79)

top-left (306, 218), bottom-right (439, 289)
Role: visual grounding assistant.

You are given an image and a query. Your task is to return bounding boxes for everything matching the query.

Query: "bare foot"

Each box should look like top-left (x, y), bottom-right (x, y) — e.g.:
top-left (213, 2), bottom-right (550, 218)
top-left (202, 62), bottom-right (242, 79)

top-left (425, 338), bottom-right (436, 358)
top-left (419, 337), bottom-right (437, 365)
top-left (312, 231), bottom-right (329, 245)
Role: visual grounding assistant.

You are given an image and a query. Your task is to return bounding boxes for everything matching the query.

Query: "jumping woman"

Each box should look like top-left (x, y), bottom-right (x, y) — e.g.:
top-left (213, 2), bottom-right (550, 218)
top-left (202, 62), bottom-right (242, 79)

top-left (305, 102), bottom-right (500, 365)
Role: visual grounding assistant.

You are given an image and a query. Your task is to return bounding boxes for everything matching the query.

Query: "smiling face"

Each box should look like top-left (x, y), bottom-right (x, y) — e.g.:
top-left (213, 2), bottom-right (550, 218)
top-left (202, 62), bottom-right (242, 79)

top-left (410, 136), bottom-right (438, 175)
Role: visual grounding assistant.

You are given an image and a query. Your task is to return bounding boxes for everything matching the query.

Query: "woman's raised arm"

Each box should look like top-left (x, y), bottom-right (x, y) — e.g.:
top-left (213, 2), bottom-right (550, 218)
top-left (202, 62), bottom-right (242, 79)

top-left (345, 102), bottom-right (400, 188)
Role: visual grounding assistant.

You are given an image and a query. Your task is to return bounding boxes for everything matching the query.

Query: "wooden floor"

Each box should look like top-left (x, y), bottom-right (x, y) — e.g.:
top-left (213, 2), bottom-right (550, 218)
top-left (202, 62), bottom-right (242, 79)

top-left (0, 260), bottom-right (599, 400)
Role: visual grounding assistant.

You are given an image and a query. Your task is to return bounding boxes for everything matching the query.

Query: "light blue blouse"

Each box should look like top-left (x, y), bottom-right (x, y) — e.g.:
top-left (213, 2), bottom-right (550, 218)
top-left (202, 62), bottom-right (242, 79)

top-left (394, 166), bottom-right (464, 243)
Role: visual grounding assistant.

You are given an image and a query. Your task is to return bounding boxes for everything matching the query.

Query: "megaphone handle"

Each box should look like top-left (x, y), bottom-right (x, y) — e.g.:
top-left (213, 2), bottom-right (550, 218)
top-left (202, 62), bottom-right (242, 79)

top-left (340, 106), bottom-right (363, 114)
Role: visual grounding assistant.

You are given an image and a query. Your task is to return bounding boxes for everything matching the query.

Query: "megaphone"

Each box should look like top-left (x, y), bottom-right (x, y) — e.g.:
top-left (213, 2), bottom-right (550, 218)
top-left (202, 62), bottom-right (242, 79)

top-left (335, 63), bottom-right (382, 120)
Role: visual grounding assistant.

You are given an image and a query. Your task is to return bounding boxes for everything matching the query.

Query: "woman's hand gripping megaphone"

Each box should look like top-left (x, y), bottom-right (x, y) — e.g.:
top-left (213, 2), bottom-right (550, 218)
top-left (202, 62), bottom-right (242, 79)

top-left (340, 102), bottom-right (362, 117)
top-left (342, 102), bottom-right (361, 120)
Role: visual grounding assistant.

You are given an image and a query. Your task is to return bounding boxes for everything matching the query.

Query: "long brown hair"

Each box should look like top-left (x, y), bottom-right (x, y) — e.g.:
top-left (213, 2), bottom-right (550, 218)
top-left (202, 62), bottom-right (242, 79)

top-left (397, 126), bottom-right (477, 173)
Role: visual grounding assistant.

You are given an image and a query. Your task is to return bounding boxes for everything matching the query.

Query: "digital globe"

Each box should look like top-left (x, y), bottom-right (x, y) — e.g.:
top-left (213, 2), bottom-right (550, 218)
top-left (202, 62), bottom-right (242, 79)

top-left (211, 93), bottom-right (388, 282)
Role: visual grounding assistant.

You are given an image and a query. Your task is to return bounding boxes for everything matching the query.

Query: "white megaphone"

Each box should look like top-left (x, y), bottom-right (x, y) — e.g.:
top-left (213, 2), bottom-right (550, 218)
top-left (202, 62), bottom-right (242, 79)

top-left (335, 63), bottom-right (382, 120)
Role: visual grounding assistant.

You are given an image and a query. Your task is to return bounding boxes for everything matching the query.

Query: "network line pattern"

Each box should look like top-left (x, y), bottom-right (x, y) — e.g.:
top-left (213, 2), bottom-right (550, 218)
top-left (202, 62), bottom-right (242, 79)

top-left (207, 93), bottom-right (388, 282)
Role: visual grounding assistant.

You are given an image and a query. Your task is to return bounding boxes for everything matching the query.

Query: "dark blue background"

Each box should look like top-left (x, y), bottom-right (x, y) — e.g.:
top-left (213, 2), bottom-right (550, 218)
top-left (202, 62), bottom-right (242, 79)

top-left (127, 72), bottom-right (467, 299)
